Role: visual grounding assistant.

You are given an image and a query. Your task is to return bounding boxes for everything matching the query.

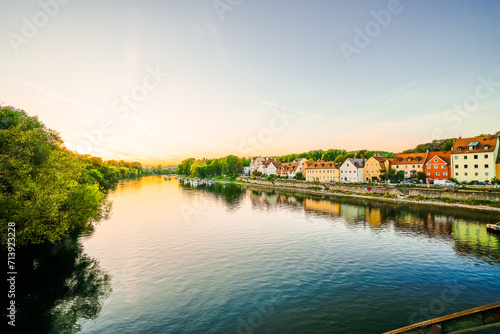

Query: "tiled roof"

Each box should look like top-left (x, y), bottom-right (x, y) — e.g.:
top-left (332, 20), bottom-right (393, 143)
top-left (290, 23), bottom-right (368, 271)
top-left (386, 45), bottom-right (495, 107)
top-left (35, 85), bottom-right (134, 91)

top-left (392, 153), bottom-right (427, 165)
top-left (452, 135), bottom-right (498, 154)
top-left (305, 161), bottom-right (339, 170)
top-left (344, 158), bottom-right (365, 168)
top-left (425, 151), bottom-right (451, 165)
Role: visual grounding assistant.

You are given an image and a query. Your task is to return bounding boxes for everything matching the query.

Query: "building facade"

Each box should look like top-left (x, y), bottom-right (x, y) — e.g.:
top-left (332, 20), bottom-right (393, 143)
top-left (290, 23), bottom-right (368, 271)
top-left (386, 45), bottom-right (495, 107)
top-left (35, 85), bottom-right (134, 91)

top-left (363, 155), bottom-right (387, 182)
top-left (424, 151), bottom-right (451, 181)
top-left (339, 158), bottom-right (364, 182)
top-left (451, 135), bottom-right (499, 183)
top-left (390, 153), bottom-right (428, 179)
top-left (305, 161), bottom-right (339, 182)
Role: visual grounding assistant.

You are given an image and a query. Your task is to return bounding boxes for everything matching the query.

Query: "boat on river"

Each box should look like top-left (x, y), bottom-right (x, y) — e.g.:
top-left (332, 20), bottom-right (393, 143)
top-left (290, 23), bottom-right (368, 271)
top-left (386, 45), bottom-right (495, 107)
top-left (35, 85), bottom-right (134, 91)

top-left (486, 222), bottom-right (500, 233)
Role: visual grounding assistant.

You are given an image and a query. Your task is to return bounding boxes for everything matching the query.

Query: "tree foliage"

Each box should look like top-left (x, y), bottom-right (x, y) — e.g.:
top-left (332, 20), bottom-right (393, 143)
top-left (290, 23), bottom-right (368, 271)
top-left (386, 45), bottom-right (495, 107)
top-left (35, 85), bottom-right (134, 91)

top-left (0, 107), bottom-right (147, 246)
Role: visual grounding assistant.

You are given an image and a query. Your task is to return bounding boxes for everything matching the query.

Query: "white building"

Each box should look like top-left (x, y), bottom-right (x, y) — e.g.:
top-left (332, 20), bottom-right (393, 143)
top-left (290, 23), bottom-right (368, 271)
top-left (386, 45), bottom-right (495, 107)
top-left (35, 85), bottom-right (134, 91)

top-left (265, 161), bottom-right (281, 175)
top-left (339, 158), bottom-right (365, 182)
top-left (451, 135), bottom-right (499, 183)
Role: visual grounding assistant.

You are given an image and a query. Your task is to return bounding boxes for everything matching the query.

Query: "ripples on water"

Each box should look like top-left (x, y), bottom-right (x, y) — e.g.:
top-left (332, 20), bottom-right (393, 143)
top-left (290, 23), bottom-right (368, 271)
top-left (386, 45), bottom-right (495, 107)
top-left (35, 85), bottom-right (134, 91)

top-left (69, 177), bottom-right (500, 333)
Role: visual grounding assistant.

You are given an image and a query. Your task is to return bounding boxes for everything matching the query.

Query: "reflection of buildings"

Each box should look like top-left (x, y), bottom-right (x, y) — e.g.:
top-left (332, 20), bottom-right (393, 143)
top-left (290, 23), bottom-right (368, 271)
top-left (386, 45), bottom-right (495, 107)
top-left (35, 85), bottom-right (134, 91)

top-left (364, 207), bottom-right (383, 228)
top-left (452, 220), bottom-right (500, 261)
top-left (303, 199), bottom-right (340, 215)
top-left (243, 186), bottom-right (500, 263)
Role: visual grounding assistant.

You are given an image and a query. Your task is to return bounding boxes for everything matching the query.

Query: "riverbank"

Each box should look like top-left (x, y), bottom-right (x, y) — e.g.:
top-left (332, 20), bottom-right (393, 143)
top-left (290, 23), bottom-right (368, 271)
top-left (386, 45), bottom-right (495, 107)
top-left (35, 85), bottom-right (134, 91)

top-left (228, 180), bottom-right (500, 213)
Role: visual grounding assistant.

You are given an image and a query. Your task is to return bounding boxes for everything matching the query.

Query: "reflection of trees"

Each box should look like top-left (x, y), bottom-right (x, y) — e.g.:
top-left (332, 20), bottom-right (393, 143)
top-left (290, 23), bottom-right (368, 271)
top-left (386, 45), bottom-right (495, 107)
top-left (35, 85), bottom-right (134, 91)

top-left (181, 182), bottom-right (245, 209)
top-left (1, 237), bottom-right (111, 333)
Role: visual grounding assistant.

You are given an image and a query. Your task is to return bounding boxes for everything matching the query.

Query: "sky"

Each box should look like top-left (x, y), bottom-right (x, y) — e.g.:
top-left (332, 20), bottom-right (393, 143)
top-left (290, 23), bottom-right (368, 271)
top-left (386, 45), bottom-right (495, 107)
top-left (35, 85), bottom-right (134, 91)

top-left (1, 0), bottom-right (500, 165)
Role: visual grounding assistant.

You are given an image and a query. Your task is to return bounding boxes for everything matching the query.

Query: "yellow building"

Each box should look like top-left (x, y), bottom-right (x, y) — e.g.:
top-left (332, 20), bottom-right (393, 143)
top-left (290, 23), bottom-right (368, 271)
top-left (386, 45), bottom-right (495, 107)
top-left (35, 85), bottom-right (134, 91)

top-left (305, 161), bottom-right (340, 182)
top-left (497, 153), bottom-right (500, 181)
top-left (451, 135), bottom-right (499, 183)
top-left (363, 155), bottom-right (388, 182)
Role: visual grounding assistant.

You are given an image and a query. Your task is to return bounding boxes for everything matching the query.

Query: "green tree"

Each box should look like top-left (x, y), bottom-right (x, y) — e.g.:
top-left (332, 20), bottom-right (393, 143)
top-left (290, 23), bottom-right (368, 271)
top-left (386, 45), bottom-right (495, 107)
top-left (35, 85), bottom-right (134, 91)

top-left (294, 172), bottom-right (305, 180)
top-left (221, 155), bottom-right (242, 177)
top-left (334, 155), bottom-right (345, 164)
top-left (440, 139), bottom-right (453, 151)
top-left (416, 171), bottom-right (427, 183)
top-left (0, 107), bottom-right (109, 245)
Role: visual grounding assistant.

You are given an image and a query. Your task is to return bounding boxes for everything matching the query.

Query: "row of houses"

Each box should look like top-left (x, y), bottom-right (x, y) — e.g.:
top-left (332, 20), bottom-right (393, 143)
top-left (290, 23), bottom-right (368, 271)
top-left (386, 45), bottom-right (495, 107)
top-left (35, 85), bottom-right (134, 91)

top-left (248, 135), bottom-right (500, 183)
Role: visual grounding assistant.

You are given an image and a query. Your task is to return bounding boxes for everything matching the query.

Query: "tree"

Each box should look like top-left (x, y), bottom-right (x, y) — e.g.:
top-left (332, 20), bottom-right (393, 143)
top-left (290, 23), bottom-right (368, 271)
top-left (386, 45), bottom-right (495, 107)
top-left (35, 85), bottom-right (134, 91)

top-left (294, 172), bottom-right (305, 180)
top-left (356, 150), bottom-right (367, 159)
top-left (440, 139), bottom-right (453, 151)
top-left (178, 158), bottom-right (195, 176)
top-left (221, 155), bottom-right (242, 177)
top-left (345, 153), bottom-right (355, 159)
top-left (416, 171), bottom-right (426, 183)
top-left (334, 155), bottom-right (345, 164)
top-left (379, 168), bottom-right (404, 183)
top-left (252, 171), bottom-right (262, 177)
top-left (0, 107), bottom-right (109, 245)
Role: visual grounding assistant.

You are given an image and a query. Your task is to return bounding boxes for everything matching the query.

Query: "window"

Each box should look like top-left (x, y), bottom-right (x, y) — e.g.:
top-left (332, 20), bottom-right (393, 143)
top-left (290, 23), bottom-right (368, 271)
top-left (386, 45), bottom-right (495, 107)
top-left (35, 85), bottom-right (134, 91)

top-left (474, 155), bottom-right (478, 159)
top-left (486, 173), bottom-right (489, 177)
top-left (434, 158), bottom-right (438, 162)
top-left (455, 165), bottom-right (459, 169)
top-left (474, 165), bottom-right (478, 169)
top-left (485, 164), bottom-right (489, 168)
top-left (464, 165), bottom-right (468, 169)
top-left (475, 173), bottom-right (478, 177)
top-left (413, 165), bottom-right (415, 168)
top-left (454, 156), bottom-right (458, 159)
top-left (441, 165), bottom-right (445, 169)
top-left (436, 172), bottom-right (440, 176)
top-left (484, 145), bottom-right (490, 150)
top-left (464, 156), bottom-right (468, 159)
top-left (427, 172), bottom-right (430, 176)
top-left (465, 172), bottom-right (468, 176)
top-left (485, 154), bottom-right (489, 159)
top-left (434, 165), bottom-right (438, 169)
top-left (444, 172), bottom-right (448, 176)
top-left (455, 172), bottom-right (458, 176)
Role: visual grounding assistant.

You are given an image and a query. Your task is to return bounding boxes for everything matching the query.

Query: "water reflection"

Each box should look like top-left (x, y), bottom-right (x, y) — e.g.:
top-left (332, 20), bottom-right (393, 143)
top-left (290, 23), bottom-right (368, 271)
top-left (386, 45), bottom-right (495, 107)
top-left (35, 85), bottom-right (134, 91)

top-left (245, 186), bottom-right (500, 264)
top-left (181, 182), bottom-right (245, 208)
top-left (0, 237), bottom-right (111, 333)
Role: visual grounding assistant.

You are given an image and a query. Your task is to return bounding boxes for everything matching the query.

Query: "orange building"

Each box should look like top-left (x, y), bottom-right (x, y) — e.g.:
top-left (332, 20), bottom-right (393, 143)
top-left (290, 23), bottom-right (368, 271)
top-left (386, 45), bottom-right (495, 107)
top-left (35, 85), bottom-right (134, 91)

top-left (363, 155), bottom-right (388, 182)
top-left (424, 151), bottom-right (451, 181)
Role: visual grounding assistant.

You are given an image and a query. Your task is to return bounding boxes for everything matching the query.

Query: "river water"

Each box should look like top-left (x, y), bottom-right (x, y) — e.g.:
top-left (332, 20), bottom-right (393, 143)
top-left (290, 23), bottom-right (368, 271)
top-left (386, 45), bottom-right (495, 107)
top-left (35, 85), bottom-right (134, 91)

top-left (13, 176), bottom-right (500, 333)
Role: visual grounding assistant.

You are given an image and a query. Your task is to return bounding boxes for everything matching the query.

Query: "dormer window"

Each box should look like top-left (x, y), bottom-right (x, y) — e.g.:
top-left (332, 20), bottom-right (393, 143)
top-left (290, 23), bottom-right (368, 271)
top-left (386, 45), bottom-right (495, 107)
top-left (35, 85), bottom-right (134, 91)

top-left (407, 157), bottom-right (413, 162)
top-left (468, 142), bottom-right (479, 151)
top-left (484, 145), bottom-right (490, 150)
top-left (397, 157), bottom-right (403, 162)
top-left (416, 157), bottom-right (422, 162)
top-left (457, 147), bottom-right (462, 151)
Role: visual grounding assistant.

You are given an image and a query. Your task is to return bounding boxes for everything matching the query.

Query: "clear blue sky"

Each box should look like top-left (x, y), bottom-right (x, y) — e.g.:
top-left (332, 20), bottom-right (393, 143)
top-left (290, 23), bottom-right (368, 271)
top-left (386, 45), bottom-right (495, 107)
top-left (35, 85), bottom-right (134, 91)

top-left (1, 0), bottom-right (500, 164)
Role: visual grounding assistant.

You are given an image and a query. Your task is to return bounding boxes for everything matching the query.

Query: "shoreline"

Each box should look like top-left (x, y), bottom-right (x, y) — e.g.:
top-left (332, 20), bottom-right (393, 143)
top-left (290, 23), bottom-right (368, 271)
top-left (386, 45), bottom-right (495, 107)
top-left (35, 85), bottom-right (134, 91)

top-left (229, 181), bottom-right (500, 213)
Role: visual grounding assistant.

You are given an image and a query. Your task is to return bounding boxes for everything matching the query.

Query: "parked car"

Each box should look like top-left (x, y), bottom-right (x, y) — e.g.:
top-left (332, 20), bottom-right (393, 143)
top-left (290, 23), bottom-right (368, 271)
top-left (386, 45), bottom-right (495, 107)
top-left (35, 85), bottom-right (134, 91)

top-left (435, 179), bottom-right (456, 187)
top-left (400, 181), bottom-right (414, 185)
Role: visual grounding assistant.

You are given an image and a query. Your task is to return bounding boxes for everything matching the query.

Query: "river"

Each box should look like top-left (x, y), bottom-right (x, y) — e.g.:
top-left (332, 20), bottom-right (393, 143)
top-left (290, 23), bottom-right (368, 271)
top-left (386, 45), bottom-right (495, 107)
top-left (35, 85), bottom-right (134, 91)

top-left (13, 176), bottom-right (500, 333)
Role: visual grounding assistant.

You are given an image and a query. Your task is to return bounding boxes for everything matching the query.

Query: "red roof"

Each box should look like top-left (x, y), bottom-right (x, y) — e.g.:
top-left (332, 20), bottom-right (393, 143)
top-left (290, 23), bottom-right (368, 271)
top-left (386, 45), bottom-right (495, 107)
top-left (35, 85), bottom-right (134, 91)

top-left (452, 135), bottom-right (498, 154)
top-left (425, 151), bottom-right (451, 165)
